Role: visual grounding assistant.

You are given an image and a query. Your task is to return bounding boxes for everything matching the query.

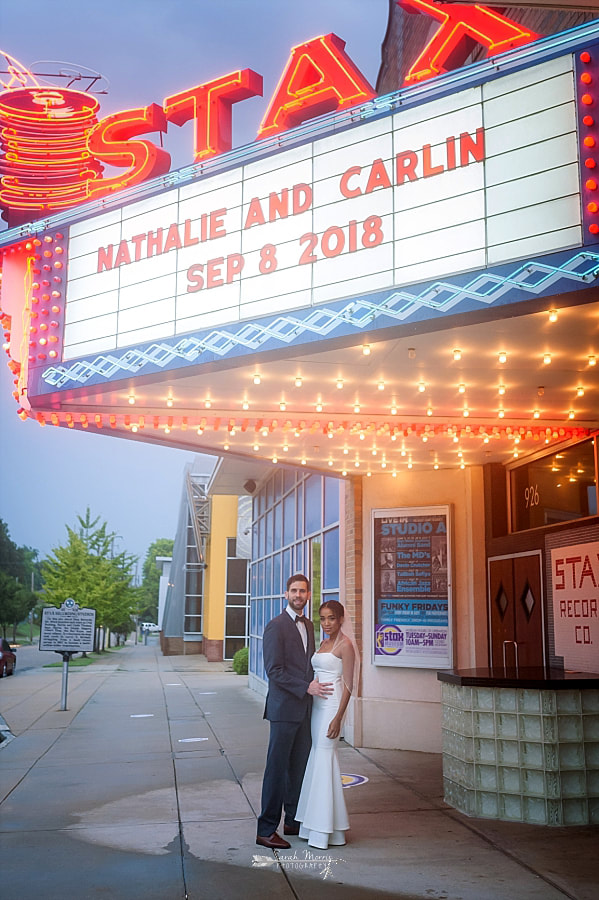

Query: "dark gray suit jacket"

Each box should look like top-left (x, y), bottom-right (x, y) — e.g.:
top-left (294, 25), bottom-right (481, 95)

top-left (263, 610), bottom-right (315, 722)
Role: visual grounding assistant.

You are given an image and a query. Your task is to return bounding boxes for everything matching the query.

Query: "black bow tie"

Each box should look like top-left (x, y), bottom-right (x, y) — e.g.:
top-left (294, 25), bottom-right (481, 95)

top-left (295, 615), bottom-right (306, 624)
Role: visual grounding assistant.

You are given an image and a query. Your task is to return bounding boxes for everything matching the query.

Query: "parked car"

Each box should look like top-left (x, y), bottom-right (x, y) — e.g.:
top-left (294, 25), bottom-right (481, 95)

top-left (0, 638), bottom-right (16, 676)
top-left (140, 623), bottom-right (160, 633)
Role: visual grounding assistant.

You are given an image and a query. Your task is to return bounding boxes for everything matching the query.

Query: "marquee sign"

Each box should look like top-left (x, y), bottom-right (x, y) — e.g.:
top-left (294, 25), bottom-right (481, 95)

top-left (30, 47), bottom-right (590, 376)
top-left (3, 15), bottom-right (599, 419)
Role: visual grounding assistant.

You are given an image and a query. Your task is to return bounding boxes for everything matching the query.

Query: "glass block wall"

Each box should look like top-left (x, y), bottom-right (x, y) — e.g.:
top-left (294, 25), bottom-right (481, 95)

top-left (249, 469), bottom-right (341, 685)
top-left (441, 681), bottom-right (599, 825)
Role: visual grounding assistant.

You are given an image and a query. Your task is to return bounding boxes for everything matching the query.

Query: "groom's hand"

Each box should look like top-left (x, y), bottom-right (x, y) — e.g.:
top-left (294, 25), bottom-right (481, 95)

top-left (308, 680), bottom-right (333, 697)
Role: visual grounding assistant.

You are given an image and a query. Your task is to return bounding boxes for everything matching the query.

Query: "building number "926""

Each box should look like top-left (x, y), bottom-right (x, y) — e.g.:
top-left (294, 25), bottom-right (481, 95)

top-left (524, 484), bottom-right (540, 508)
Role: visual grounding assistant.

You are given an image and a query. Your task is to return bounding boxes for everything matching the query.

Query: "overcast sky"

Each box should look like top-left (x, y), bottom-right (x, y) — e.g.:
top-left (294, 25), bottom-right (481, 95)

top-left (0, 0), bottom-right (388, 572)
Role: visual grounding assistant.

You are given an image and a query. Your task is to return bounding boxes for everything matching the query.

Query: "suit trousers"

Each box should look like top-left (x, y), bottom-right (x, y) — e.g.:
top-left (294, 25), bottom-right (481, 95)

top-left (257, 713), bottom-right (312, 836)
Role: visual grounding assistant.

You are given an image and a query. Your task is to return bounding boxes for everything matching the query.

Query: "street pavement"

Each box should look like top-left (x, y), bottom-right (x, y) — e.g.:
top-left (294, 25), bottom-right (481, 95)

top-left (0, 639), bottom-right (597, 900)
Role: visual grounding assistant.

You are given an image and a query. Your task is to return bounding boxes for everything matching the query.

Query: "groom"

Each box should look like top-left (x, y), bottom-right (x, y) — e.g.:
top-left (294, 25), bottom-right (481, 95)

top-left (256, 573), bottom-right (332, 850)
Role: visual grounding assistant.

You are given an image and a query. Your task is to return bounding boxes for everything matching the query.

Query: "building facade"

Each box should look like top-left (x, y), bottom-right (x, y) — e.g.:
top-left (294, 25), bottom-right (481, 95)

top-left (1, 8), bottom-right (599, 789)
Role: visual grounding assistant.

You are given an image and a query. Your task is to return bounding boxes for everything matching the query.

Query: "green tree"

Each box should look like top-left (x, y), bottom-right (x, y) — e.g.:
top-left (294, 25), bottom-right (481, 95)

top-left (0, 570), bottom-right (19, 638)
top-left (41, 509), bottom-right (138, 648)
top-left (138, 538), bottom-right (173, 622)
top-left (0, 519), bottom-right (27, 582)
top-left (0, 520), bottom-right (41, 637)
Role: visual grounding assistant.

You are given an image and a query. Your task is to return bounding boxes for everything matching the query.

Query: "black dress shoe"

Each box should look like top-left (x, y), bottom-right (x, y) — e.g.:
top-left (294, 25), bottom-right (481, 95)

top-left (283, 823), bottom-right (300, 835)
top-left (256, 832), bottom-right (291, 850)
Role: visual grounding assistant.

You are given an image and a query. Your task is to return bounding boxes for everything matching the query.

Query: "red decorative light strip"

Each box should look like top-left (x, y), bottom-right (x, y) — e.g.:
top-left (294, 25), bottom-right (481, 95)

top-left (577, 48), bottom-right (599, 243)
top-left (16, 408), bottom-right (589, 448)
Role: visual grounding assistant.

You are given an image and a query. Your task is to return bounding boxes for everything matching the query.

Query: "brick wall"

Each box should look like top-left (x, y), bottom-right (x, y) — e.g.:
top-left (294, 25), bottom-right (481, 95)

top-left (343, 476), bottom-right (363, 691)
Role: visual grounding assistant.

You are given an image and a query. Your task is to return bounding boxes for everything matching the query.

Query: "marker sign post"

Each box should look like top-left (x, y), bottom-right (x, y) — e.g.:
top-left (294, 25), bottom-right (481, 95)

top-left (40, 599), bottom-right (96, 710)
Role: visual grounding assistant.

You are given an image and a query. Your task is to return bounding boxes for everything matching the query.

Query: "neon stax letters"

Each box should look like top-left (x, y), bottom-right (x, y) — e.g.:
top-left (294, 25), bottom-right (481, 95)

top-left (0, 3), bottom-right (538, 220)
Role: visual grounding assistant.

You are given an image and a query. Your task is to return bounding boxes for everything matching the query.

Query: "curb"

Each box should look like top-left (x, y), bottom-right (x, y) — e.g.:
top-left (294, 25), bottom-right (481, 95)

top-left (0, 713), bottom-right (15, 749)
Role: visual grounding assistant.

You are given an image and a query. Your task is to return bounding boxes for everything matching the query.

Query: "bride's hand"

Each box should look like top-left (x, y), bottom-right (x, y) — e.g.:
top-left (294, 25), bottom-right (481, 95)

top-left (326, 715), bottom-right (342, 739)
top-left (308, 679), bottom-right (333, 697)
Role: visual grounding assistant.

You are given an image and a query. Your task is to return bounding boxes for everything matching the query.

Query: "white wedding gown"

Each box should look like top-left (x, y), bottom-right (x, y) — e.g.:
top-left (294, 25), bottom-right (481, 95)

top-left (296, 652), bottom-right (349, 849)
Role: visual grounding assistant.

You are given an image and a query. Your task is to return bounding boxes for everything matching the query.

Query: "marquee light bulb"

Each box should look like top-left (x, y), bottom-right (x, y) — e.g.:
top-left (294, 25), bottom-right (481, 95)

top-left (498, 351), bottom-right (507, 364)
top-left (458, 383), bottom-right (466, 393)
top-left (279, 400), bottom-right (286, 411)
top-left (336, 378), bottom-right (344, 389)
top-left (577, 386), bottom-right (585, 397)
top-left (543, 352), bottom-right (552, 365)
top-left (294, 375), bottom-right (303, 387)
top-left (589, 355), bottom-right (597, 366)
top-left (362, 344), bottom-right (371, 356)
top-left (548, 308), bottom-right (558, 322)
top-left (253, 373), bottom-right (261, 385)
top-left (453, 349), bottom-right (462, 361)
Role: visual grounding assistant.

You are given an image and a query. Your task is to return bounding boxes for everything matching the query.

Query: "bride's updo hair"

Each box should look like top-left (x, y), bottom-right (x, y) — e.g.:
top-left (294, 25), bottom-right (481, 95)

top-left (319, 599), bottom-right (345, 619)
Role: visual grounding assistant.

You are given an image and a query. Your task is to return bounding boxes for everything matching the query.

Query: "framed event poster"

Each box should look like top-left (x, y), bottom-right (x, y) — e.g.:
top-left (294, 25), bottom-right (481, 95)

top-left (373, 506), bottom-right (453, 668)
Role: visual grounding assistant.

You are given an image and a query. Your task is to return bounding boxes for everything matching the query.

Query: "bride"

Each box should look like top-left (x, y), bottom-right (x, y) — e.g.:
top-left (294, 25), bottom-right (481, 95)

top-left (295, 600), bottom-right (359, 849)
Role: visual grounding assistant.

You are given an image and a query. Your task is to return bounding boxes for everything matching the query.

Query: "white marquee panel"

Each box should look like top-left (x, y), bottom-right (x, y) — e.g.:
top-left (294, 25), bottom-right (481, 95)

top-left (62, 52), bottom-right (580, 361)
top-left (485, 164), bottom-right (579, 217)
top-left (487, 224), bottom-right (582, 267)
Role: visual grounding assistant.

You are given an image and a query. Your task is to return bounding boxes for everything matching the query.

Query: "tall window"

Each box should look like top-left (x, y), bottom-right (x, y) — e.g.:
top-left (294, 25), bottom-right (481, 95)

top-left (225, 537), bottom-right (249, 660)
top-left (249, 470), bottom-right (341, 683)
top-left (184, 511), bottom-right (204, 634)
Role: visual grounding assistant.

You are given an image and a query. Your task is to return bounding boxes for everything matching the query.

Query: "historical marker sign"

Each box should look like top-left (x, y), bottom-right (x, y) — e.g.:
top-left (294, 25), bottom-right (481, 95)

top-left (40, 598), bottom-right (96, 652)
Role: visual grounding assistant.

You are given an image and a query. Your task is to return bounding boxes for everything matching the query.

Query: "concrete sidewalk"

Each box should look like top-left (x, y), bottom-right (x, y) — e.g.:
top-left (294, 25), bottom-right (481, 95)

top-left (0, 640), bottom-right (597, 900)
